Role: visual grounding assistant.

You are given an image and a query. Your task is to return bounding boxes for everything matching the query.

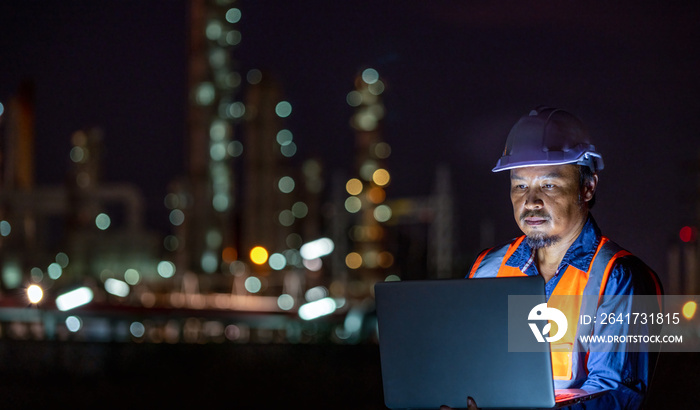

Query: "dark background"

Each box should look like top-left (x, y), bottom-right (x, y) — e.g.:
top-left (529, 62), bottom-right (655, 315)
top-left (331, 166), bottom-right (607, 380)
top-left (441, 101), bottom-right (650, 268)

top-left (1, 1), bottom-right (699, 275)
top-left (0, 341), bottom-right (696, 409)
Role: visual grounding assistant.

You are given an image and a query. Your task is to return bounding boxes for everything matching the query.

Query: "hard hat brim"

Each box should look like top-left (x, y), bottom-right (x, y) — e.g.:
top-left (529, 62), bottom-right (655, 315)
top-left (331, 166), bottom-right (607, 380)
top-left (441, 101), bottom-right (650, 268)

top-left (492, 151), bottom-right (603, 173)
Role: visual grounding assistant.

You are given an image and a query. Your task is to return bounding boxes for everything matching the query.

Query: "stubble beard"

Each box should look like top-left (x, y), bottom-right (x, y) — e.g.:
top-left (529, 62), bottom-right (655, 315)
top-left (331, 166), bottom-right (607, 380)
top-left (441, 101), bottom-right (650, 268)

top-left (525, 233), bottom-right (560, 249)
top-left (521, 210), bottom-right (560, 249)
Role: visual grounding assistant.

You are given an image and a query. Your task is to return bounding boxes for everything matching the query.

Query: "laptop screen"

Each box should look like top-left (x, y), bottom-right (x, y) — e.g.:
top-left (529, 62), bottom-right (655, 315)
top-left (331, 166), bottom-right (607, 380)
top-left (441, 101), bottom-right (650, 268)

top-left (375, 276), bottom-right (557, 409)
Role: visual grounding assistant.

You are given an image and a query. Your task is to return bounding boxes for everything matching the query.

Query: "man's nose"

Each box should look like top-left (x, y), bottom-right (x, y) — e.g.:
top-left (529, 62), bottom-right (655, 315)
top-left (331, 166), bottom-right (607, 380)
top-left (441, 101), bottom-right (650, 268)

top-left (524, 188), bottom-right (543, 209)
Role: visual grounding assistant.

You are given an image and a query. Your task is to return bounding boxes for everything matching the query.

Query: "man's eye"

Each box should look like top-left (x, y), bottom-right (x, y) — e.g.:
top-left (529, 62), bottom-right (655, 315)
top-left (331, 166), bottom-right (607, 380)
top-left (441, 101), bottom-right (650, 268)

top-left (543, 184), bottom-right (555, 189)
top-left (513, 185), bottom-right (527, 190)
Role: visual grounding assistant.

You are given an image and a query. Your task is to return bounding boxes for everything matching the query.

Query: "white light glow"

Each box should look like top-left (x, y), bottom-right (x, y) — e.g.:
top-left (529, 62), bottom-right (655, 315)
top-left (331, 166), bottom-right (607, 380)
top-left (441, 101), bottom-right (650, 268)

top-left (210, 142), bottom-right (227, 161)
top-left (362, 68), bottom-right (379, 84)
top-left (374, 204), bottom-right (393, 222)
top-left (124, 269), bottom-right (140, 285)
top-left (70, 146), bottom-right (85, 163)
top-left (305, 286), bottom-right (328, 302)
top-left (206, 20), bottom-right (223, 40)
top-left (169, 209), bottom-right (185, 226)
top-left (268, 253), bottom-right (286, 270)
top-left (47, 262), bottom-right (63, 280)
top-left (213, 193), bottom-right (230, 212)
top-left (201, 251), bottom-right (218, 273)
top-left (277, 294), bottom-right (295, 311)
top-left (157, 261), bottom-right (176, 278)
top-left (27, 285), bottom-right (43, 304)
top-left (299, 297), bottom-right (337, 321)
top-left (0, 220), bottom-right (10, 237)
top-left (280, 141), bottom-right (297, 157)
top-left (95, 213), bottom-right (111, 230)
top-left (56, 287), bottom-right (94, 311)
top-left (344, 196), bottom-right (362, 213)
top-left (344, 310), bottom-right (363, 333)
top-left (278, 176), bottom-right (295, 193)
top-left (130, 322), bottom-right (145, 338)
top-left (196, 82), bottom-right (215, 105)
top-left (275, 101), bottom-right (292, 118)
top-left (229, 101), bottom-right (245, 118)
top-left (300, 237), bottom-right (334, 260)
top-left (105, 278), bottom-right (130, 297)
top-left (276, 129), bottom-right (293, 146)
top-left (245, 276), bottom-right (262, 293)
top-left (210, 120), bottom-right (229, 141)
top-left (66, 316), bottom-right (82, 332)
top-left (225, 8), bottom-right (242, 23)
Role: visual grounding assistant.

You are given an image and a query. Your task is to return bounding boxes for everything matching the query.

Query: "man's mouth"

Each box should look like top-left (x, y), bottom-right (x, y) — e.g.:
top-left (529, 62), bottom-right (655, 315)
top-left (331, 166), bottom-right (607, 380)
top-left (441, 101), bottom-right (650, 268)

top-left (523, 217), bottom-right (548, 226)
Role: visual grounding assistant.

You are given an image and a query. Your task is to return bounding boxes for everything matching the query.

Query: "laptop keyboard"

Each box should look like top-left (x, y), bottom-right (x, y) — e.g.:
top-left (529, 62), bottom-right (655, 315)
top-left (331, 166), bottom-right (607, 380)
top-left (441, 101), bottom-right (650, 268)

top-left (555, 393), bottom-right (578, 401)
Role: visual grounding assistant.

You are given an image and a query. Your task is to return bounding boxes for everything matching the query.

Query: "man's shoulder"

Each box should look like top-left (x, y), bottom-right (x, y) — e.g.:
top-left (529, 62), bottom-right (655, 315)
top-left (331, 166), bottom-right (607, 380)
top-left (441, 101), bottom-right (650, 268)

top-left (599, 238), bottom-right (653, 274)
top-left (599, 238), bottom-right (663, 295)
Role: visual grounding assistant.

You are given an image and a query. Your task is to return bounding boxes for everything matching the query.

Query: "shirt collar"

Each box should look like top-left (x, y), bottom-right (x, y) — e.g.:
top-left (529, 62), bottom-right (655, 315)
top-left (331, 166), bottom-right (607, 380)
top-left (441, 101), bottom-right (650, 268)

top-left (505, 215), bottom-right (602, 273)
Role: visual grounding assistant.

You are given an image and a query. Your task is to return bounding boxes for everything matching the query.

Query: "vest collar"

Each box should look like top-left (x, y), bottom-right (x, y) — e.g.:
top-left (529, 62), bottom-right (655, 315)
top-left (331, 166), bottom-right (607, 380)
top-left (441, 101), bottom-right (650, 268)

top-left (505, 215), bottom-right (602, 274)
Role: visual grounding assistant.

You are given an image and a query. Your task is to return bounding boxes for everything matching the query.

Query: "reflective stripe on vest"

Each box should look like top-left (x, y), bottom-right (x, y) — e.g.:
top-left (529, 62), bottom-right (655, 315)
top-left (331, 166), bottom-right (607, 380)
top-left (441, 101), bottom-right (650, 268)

top-left (470, 236), bottom-right (630, 381)
top-left (469, 237), bottom-right (525, 279)
top-left (548, 237), bottom-right (624, 380)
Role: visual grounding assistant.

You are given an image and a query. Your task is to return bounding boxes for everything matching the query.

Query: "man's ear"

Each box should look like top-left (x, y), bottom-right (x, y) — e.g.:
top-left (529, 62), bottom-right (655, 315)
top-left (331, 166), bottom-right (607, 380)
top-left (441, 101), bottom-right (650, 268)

top-left (581, 174), bottom-right (598, 202)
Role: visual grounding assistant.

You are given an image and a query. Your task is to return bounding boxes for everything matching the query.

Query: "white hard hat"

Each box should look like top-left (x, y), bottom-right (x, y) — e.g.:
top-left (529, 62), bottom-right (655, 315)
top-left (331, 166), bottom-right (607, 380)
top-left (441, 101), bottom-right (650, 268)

top-left (492, 106), bottom-right (604, 173)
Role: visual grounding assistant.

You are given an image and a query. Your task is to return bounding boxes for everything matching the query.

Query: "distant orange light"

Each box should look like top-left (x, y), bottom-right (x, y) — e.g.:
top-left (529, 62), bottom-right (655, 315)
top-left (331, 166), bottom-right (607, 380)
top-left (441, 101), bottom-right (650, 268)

top-left (367, 226), bottom-right (384, 241)
top-left (345, 252), bottom-right (362, 269)
top-left (250, 246), bottom-right (269, 265)
top-left (367, 187), bottom-right (385, 204)
top-left (346, 178), bottom-right (363, 195)
top-left (222, 246), bottom-right (237, 263)
top-left (378, 251), bottom-right (394, 268)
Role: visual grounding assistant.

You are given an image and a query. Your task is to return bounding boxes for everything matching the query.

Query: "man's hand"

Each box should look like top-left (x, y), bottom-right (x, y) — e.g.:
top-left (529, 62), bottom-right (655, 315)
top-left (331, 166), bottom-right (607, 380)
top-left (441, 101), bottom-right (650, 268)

top-left (439, 396), bottom-right (479, 410)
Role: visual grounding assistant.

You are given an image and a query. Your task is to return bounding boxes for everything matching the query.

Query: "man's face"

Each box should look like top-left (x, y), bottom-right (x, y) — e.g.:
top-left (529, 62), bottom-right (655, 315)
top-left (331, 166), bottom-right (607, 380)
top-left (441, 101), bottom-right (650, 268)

top-left (510, 164), bottom-right (593, 249)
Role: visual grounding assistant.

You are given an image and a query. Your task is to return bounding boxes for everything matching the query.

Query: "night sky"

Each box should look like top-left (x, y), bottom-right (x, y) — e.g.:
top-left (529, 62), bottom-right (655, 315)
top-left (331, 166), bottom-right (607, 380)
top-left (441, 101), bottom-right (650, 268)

top-left (1, 1), bottom-right (699, 279)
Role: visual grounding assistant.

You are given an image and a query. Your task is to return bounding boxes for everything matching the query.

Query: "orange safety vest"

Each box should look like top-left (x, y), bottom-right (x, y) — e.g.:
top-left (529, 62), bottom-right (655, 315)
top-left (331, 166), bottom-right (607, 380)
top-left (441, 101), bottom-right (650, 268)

top-left (469, 235), bottom-right (663, 382)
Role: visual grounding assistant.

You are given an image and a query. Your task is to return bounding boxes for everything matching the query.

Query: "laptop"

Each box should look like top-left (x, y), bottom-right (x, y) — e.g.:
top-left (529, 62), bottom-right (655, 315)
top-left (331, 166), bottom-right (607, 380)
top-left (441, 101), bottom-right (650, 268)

top-left (374, 276), bottom-right (606, 409)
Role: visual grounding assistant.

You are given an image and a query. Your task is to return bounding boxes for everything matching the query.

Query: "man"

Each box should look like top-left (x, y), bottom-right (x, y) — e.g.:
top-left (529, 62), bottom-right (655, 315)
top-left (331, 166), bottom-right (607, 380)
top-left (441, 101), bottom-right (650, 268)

top-left (444, 107), bottom-right (663, 410)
